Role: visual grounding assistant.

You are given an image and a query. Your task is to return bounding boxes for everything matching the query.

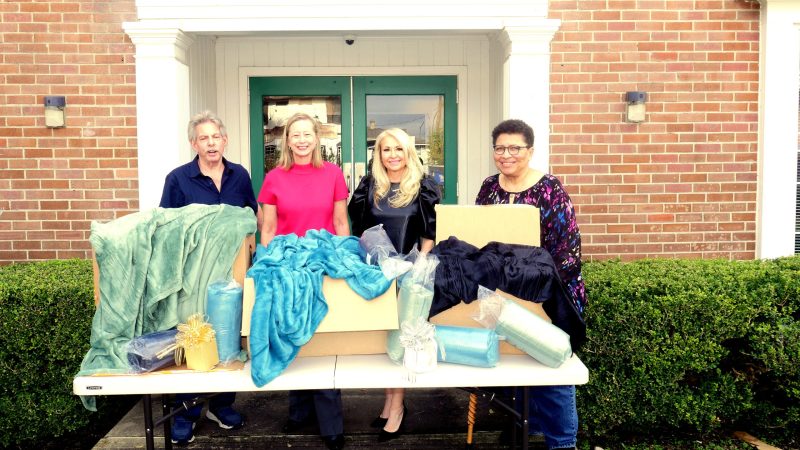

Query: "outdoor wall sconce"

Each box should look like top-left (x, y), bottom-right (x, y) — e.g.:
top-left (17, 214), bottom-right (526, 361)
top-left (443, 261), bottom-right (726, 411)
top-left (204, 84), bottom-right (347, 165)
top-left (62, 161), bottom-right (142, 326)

top-left (625, 91), bottom-right (647, 123)
top-left (44, 96), bottom-right (66, 128)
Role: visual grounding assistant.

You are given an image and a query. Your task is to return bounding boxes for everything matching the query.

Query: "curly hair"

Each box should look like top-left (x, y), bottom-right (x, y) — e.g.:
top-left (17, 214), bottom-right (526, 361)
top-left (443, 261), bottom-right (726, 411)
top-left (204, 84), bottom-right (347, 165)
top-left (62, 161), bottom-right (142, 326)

top-left (491, 119), bottom-right (534, 147)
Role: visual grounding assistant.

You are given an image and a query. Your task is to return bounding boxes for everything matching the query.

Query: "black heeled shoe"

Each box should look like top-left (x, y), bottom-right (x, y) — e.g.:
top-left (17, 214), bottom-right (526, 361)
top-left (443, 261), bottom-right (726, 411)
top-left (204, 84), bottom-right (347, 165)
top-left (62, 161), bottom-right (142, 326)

top-left (377, 405), bottom-right (406, 443)
top-left (369, 416), bottom-right (388, 428)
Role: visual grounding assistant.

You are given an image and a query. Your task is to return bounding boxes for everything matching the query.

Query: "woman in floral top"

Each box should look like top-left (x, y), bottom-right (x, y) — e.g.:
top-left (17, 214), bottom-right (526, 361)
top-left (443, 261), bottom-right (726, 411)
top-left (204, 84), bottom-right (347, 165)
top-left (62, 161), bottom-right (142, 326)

top-left (475, 168), bottom-right (586, 314)
top-left (475, 119), bottom-right (583, 450)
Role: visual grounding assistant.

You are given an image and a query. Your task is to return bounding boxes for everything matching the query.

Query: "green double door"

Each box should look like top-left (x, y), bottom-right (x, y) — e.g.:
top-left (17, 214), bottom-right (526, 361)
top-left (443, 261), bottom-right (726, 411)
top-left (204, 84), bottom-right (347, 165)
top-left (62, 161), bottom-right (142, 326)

top-left (249, 76), bottom-right (457, 204)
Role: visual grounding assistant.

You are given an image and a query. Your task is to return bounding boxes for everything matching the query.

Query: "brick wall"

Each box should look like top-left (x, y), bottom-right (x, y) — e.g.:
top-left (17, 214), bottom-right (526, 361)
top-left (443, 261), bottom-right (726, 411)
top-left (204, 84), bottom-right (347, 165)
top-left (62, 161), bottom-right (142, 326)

top-left (0, 1), bottom-right (763, 264)
top-left (548, 0), bottom-right (760, 261)
top-left (0, 0), bottom-right (138, 263)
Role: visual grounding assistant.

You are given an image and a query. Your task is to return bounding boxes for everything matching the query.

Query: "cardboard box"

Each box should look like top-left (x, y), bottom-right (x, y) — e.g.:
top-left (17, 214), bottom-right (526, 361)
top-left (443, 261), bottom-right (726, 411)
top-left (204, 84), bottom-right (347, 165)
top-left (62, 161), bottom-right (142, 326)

top-left (434, 204), bottom-right (540, 248)
top-left (430, 204), bottom-right (547, 355)
top-left (242, 277), bottom-right (398, 357)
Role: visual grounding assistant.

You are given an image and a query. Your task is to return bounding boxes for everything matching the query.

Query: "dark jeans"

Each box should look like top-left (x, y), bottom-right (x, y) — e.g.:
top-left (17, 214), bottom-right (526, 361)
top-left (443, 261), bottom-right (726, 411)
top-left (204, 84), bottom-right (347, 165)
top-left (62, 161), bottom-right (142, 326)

top-left (288, 389), bottom-right (343, 437)
top-left (506, 385), bottom-right (578, 450)
top-left (174, 392), bottom-right (236, 418)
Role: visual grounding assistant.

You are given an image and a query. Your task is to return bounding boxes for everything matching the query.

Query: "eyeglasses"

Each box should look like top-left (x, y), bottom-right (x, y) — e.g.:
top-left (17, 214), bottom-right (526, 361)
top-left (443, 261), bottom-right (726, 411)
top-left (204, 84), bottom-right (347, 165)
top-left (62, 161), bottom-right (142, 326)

top-left (492, 145), bottom-right (529, 155)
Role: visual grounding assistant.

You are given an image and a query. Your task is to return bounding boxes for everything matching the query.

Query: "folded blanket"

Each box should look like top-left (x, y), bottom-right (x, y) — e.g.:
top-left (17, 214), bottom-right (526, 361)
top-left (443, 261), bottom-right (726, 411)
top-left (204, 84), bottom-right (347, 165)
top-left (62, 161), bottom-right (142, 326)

top-left (247, 229), bottom-right (393, 387)
top-left (77, 204), bottom-right (256, 409)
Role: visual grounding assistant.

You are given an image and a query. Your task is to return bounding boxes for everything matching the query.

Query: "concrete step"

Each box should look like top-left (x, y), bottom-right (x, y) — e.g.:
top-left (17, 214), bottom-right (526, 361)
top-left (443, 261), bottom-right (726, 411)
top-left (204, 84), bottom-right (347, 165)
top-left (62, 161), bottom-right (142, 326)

top-left (94, 388), bottom-right (547, 449)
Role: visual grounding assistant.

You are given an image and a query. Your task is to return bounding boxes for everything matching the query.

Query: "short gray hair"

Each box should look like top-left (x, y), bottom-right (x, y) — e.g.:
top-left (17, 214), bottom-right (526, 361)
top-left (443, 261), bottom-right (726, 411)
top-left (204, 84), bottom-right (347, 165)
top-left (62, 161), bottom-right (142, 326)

top-left (187, 111), bottom-right (227, 142)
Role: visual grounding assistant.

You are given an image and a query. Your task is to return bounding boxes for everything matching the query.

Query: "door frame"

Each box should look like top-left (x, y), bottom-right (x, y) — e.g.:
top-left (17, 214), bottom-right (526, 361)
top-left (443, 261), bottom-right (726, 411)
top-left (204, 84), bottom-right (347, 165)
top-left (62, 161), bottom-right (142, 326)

top-left (353, 76), bottom-right (458, 204)
top-left (240, 67), bottom-right (467, 203)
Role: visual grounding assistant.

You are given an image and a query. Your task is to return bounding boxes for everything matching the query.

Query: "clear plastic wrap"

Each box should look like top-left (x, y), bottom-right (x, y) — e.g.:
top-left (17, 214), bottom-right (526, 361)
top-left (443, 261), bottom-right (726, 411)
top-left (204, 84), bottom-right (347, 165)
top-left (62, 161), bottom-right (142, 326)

top-left (399, 317), bottom-right (438, 374)
top-left (206, 279), bottom-right (245, 363)
top-left (359, 224), bottom-right (398, 264)
top-left (474, 286), bottom-right (572, 368)
top-left (435, 324), bottom-right (499, 368)
top-left (359, 224), bottom-right (413, 278)
top-left (126, 328), bottom-right (178, 373)
top-left (386, 252), bottom-right (440, 363)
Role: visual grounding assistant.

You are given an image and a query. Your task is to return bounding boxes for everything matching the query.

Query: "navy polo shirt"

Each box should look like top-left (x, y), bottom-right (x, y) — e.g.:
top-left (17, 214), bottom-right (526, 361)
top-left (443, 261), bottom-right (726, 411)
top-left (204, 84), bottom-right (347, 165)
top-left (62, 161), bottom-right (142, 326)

top-left (159, 156), bottom-right (258, 214)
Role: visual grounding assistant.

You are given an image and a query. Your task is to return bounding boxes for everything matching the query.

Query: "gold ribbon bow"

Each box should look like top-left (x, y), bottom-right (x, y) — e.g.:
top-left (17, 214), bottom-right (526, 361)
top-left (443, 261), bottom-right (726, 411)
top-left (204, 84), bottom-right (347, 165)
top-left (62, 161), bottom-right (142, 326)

top-left (171, 313), bottom-right (216, 366)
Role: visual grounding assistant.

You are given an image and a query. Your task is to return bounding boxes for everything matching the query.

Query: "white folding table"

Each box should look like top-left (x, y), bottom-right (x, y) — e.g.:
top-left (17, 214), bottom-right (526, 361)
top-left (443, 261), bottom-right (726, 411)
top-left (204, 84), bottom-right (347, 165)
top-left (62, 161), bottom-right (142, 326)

top-left (74, 354), bottom-right (589, 450)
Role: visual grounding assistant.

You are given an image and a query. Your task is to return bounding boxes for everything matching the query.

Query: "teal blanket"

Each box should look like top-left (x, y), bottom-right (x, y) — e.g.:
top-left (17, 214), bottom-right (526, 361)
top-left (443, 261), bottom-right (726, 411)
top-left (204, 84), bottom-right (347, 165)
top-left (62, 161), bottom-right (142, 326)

top-left (78, 204), bottom-right (256, 409)
top-left (248, 229), bottom-right (392, 387)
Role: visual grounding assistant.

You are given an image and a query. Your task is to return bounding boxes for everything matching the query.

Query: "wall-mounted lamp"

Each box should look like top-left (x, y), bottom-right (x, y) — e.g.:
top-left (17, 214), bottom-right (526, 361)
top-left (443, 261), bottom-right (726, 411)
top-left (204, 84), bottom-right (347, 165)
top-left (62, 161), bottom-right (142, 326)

top-left (625, 91), bottom-right (647, 123)
top-left (44, 96), bottom-right (66, 128)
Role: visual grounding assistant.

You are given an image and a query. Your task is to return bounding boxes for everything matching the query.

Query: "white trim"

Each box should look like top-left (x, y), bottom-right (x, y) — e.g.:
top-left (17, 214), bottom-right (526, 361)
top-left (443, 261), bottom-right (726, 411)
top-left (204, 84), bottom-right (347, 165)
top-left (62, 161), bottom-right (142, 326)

top-left (757, 0), bottom-right (800, 258)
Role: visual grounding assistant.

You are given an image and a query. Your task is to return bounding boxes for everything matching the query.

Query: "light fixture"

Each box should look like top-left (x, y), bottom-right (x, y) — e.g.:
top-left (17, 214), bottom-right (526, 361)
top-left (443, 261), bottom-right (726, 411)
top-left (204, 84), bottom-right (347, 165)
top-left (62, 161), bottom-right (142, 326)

top-left (625, 91), bottom-right (647, 123)
top-left (44, 96), bottom-right (66, 128)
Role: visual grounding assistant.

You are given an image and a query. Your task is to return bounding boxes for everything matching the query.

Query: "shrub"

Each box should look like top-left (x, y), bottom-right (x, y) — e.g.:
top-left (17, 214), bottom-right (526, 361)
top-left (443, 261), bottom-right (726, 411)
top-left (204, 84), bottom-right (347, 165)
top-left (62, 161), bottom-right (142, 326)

top-left (0, 260), bottom-right (126, 447)
top-left (2, 256), bottom-right (798, 448)
top-left (579, 257), bottom-right (800, 448)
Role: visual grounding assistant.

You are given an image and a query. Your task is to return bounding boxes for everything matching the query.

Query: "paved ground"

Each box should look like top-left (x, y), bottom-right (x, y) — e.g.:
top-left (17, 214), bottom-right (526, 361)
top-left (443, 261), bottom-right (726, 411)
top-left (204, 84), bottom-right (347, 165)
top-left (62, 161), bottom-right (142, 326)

top-left (94, 388), bottom-right (547, 449)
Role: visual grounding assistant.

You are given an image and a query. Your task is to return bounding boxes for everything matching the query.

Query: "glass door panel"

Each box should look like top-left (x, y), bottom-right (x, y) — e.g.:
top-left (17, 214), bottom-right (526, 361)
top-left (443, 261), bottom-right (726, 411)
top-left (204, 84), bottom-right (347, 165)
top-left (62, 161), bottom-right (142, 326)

top-left (250, 75), bottom-right (456, 203)
top-left (365, 95), bottom-right (445, 194)
top-left (353, 76), bottom-right (457, 204)
top-left (261, 96), bottom-right (342, 174)
top-left (249, 77), bottom-right (351, 198)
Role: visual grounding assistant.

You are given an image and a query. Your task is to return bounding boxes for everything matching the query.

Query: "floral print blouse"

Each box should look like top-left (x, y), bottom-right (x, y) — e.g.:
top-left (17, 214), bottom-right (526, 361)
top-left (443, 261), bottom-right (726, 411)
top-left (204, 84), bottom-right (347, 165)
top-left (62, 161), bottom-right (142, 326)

top-left (475, 173), bottom-right (586, 314)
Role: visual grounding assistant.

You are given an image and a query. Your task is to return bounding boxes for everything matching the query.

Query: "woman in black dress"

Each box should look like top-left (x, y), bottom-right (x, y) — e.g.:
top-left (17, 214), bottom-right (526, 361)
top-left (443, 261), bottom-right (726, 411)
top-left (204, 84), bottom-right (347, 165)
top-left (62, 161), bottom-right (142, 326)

top-left (348, 128), bottom-right (440, 442)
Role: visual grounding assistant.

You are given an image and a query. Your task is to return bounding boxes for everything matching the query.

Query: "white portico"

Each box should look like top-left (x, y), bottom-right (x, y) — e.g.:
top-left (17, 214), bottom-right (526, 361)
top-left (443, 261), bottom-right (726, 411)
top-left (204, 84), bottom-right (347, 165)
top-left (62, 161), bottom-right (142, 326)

top-left (123, 1), bottom-right (560, 209)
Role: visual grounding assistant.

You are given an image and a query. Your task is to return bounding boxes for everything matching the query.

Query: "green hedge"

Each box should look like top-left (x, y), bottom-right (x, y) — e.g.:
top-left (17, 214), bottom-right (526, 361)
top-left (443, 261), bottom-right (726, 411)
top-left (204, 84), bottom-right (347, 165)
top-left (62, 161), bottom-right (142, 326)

top-left (0, 260), bottom-right (122, 447)
top-left (1, 257), bottom-right (798, 448)
top-left (580, 257), bottom-right (800, 448)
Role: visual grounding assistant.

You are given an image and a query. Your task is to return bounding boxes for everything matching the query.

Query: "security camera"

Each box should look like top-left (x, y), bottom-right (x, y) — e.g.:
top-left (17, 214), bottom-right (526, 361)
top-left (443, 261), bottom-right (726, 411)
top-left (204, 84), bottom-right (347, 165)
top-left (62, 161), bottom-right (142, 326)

top-left (344, 35), bottom-right (355, 46)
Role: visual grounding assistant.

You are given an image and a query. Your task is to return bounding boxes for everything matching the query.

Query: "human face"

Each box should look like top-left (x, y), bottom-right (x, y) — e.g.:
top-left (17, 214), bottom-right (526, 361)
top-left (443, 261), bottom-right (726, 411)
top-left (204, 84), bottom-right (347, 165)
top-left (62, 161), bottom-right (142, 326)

top-left (287, 119), bottom-right (317, 164)
top-left (493, 133), bottom-right (532, 179)
top-left (191, 122), bottom-right (227, 166)
top-left (378, 135), bottom-right (407, 181)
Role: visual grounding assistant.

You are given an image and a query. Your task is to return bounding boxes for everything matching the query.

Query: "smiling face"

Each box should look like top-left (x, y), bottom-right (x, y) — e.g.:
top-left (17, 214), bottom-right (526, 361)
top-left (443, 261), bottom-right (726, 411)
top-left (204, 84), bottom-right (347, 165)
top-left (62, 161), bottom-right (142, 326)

top-left (191, 121), bottom-right (227, 166)
top-left (286, 119), bottom-right (318, 164)
top-left (378, 134), bottom-right (408, 181)
top-left (493, 132), bottom-right (532, 179)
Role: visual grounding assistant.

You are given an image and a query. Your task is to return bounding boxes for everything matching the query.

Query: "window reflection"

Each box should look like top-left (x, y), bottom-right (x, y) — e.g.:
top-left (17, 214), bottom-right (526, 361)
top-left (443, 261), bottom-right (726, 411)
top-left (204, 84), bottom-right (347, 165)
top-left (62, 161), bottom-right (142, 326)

top-left (262, 96), bottom-right (342, 174)
top-left (366, 95), bottom-right (445, 191)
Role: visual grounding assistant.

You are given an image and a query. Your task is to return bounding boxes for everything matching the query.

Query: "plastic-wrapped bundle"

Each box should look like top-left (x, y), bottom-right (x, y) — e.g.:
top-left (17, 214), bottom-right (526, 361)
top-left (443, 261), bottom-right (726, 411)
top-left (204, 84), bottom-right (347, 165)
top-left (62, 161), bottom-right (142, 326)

top-left (386, 252), bottom-right (439, 363)
top-left (387, 281), bottom-right (434, 363)
top-left (496, 299), bottom-right (572, 368)
top-left (434, 325), bottom-right (499, 368)
top-left (207, 280), bottom-right (243, 362)
top-left (126, 328), bottom-right (178, 373)
top-left (400, 318), bottom-right (438, 374)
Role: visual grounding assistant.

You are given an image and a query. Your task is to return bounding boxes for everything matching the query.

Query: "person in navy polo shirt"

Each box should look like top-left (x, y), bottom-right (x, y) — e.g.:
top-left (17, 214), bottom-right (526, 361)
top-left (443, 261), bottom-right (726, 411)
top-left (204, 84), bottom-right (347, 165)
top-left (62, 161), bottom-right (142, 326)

top-left (159, 111), bottom-right (259, 445)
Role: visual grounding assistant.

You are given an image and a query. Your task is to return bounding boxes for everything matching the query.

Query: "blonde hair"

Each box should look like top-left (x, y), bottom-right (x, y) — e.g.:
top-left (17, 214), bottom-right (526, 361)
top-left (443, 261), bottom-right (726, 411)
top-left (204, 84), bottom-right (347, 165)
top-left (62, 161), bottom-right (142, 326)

top-left (276, 112), bottom-right (323, 170)
top-left (371, 128), bottom-right (424, 208)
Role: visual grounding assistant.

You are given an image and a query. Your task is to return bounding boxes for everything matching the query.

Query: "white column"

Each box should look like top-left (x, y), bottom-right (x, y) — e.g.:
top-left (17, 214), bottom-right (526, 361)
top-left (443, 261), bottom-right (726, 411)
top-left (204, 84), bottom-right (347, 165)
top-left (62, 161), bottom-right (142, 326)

top-left (757, 0), bottom-right (800, 258)
top-left (124, 25), bottom-right (194, 210)
top-left (500, 23), bottom-right (560, 173)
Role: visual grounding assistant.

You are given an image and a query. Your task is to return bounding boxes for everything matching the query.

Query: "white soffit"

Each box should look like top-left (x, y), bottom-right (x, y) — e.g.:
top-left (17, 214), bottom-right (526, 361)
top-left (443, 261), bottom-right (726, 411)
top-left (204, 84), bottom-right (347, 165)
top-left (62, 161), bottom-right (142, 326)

top-left (130, 0), bottom-right (549, 32)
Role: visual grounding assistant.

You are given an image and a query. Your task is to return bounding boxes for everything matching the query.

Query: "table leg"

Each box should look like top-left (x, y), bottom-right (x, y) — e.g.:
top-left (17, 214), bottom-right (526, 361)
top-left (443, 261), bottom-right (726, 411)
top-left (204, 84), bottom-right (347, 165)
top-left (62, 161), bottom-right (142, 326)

top-left (521, 387), bottom-right (530, 450)
top-left (162, 394), bottom-right (172, 450)
top-left (142, 394), bottom-right (155, 450)
top-left (465, 392), bottom-right (477, 448)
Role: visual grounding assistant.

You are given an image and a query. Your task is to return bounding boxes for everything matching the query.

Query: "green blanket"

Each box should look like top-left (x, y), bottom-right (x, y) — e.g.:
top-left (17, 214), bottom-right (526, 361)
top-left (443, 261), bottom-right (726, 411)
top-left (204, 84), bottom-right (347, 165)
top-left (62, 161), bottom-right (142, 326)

top-left (77, 204), bottom-right (255, 409)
